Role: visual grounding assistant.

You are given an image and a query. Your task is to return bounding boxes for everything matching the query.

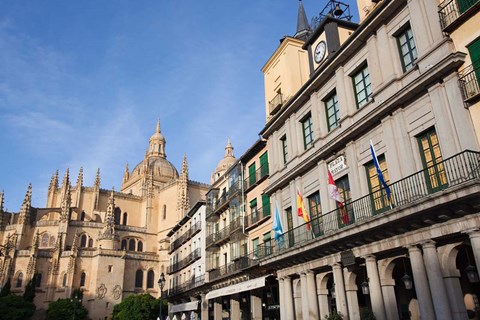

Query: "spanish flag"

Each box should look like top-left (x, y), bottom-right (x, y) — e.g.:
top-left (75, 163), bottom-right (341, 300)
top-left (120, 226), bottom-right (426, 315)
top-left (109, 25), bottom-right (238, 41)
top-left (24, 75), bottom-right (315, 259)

top-left (296, 187), bottom-right (311, 230)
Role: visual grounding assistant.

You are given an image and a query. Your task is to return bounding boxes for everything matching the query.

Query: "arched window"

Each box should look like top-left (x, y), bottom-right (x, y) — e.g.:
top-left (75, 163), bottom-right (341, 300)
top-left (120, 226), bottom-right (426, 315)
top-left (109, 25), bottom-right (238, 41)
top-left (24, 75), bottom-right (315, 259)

top-left (80, 272), bottom-right (86, 287)
top-left (41, 233), bottom-right (49, 247)
top-left (163, 205), bottom-right (167, 220)
top-left (81, 211), bottom-right (86, 221)
top-left (80, 235), bottom-right (87, 248)
top-left (122, 212), bottom-right (128, 225)
top-left (147, 270), bottom-right (155, 289)
top-left (16, 272), bottom-right (23, 288)
top-left (137, 241), bottom-right (143, 252)
top-left (62, 273), bottom-right (67, 287)
top-left (114, 207), bottom-right (121, 224)
top-left (88, 238), bottom-right (93, 248)
top-left (121, 239), bottom-right (127, 250)
top-left (135, 270), bottom-right (143, 288)
top-left (49, 236), bottom-right (56, 247)
top-left (35, 273), bottom-right (42, 288)
top-left (129, 239), bottom-right (136, 251)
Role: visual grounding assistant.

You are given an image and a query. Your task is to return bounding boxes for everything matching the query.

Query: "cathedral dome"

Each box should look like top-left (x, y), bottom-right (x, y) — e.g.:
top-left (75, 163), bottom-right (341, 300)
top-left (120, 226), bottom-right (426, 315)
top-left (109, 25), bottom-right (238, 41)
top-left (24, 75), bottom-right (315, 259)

top-left (131, 156), bottom-right (179, 181)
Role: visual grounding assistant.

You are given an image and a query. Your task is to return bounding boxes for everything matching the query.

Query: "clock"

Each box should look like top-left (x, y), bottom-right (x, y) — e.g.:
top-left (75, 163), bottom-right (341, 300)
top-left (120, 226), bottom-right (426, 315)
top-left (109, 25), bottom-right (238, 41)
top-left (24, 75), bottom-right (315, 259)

top-left (314, 41), bottom-right (326, 63)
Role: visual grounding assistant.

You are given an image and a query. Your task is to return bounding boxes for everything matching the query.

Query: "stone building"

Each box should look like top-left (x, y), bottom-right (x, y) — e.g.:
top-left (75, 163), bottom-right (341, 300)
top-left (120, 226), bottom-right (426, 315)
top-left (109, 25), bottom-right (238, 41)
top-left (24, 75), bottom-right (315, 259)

top-left (0, 121), bottom-right (208, 319)
top-left (254, 0), bottom-right (480, 319)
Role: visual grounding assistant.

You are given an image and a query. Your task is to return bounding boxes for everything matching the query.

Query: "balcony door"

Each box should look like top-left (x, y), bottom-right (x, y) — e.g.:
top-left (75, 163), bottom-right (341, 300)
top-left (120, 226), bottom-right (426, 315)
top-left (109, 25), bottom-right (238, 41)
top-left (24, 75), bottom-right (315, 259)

top-left (417, 128), bottom-right (448, 193)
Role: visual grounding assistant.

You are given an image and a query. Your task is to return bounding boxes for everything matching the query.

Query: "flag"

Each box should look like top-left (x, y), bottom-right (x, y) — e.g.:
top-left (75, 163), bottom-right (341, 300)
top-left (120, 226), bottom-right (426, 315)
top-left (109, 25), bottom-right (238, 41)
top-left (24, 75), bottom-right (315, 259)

top-left (328, 170), bottom-right (349, 224)
top-left (272, 201), bottom-right (284, 242)
top-left (296, 187), bottom-right (311, 230)
top-left (370, 141), bottom-right (391, 201)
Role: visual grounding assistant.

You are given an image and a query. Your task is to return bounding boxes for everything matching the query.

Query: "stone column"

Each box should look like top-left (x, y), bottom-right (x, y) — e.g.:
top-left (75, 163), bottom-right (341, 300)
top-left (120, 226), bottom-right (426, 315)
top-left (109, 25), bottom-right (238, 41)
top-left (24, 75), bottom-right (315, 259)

top-left (200, 294), bottom-right (208, 320)
top-left (365, 255), bottom-right (387, 320)
top-left (278, 277), bottom-right (286, 320)
top-left (332, 263), bottom-right (349, 318)
top-left (407, 245), bottom-right (435, 320)
top-left (251, 291), bottom-right (263, 320)
top-left (343, 268), bottom-right (359, 320)
top-left (300, 272), bottom-right (310, 320)
top-left (421, 241), bottom-right (452, 320)
top-left (444, 273), bottom-right (468, 320)
top-left (465, 229), bottom-right (480, 275)
top-left (306, 270), bottom-right (319, 319)
top-left (379, 278), bottom-right (399, 320)
top-left (284, 276), bottom-right (295, 319)
top-left (230, 294), bottom-right (240, 320)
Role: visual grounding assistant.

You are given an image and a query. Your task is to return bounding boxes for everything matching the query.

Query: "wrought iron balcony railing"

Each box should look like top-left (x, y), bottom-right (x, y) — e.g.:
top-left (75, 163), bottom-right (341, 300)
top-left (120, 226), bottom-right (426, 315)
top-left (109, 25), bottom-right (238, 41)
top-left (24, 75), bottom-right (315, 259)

top-left (245, 164), bottom-right (269, 191)
top-left (167, 248), bottom-right (201, 274)
top-left (245, 205), bottom-right (271, 230)
top-left (459, 63), bottom-right (480, 101)
top-left (256, 150), bottom-right (480, 260)
top-left (205, 216), bottom-right (245, 248)
top-left (438, 0), bottom-right (479, 29)
top-left (209, 251), bottom-right (259, 282)
top-left (269, 93), bottom-right (284, 116)
top-left (167, 275), bottom-right (205, 297)
top-left (169, 220), bottom-right (202, 253)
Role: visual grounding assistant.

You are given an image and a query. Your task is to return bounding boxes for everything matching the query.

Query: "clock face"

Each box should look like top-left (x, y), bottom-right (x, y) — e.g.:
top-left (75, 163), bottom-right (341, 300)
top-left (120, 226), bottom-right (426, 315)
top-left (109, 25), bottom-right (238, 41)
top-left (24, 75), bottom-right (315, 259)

top-left (314, 41), bottom-right (326, 63)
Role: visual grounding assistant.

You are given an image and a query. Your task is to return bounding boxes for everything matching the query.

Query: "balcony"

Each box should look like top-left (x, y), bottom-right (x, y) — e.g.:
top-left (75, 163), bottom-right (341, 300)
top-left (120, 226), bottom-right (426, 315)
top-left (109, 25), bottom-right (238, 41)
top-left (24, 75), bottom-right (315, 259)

top-left (438, 0), bottom-right (480, 30)
top-left (209, 251), bottom-right (259, 282)
top-left (269, 93), bottom-right (284, 116)
top-left (459, 63), bottom-right (480, 102)
top-left (167, 275), bottom-right (205, 297)
top-left (245, 205), bottom-right (271, 231)
top-left (244, 164), bottom-right (269, 192)
top-left (205, 216), bottom-right (245, 249)
top-left (167, 248), bottom-right (201, 274)
top-left (169, 221), bottom-right (202, 253)
top-left (257, 150), bottom-right (480, 262)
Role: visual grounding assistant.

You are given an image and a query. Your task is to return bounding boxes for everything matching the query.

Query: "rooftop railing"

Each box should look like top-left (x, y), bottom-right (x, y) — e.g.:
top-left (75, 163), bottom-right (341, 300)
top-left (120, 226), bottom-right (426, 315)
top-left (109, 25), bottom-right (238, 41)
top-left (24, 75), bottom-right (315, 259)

top-left (257, 150), bottom-right (480, 260)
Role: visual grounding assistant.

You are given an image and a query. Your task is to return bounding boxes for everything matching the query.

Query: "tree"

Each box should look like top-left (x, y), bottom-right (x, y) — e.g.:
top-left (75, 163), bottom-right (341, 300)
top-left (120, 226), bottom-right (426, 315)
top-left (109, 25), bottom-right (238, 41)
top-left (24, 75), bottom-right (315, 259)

top-left (112, 294), bottom-right (161, 320)
top-left (46, 298), bottom-right (88, 320)
top-left (0, 294), bottom-right (36, 320)
top-left (0, 278), bottom-right (11, 297)
top-left (23, 275), bottom-right (36, 302)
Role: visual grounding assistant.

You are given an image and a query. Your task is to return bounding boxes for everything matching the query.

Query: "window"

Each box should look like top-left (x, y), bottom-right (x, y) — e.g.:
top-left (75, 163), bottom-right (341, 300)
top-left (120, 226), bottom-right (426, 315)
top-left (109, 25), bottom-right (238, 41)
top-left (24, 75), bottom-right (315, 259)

top-left (248, 163), bottom-right (256, 187)
top-left (260, 152), bottom-right (269, 178)
top-left (336, 175), bottom-right (354, 227)
top-left (49, 236), bottom-right (56, 247)
top-left (301, 114), bottom-right (314, 149)
top-left (280, 135), bottom-right (288, 164)
top-left (80, 272), bottom-right (86, 287)
top-left (286, 207), bottom-right (294, 247)
top-left (262, 194), bottom-right (271, 217)
top-left (122, 212), bottom-right (128, 225)
top-left (252, 238), bottom-right (259, 259)
top-left (263, 232), bottom-right (272, 256)
top-left (108, 265), bottom-right (113, 273)
top-left (417, 128), bottom-right (447, 192)
top-left (16, 272), bottom-right (23, 288)
top-left (80, 211), bottom-right (86, 221)
top-left (62, 273), bottom-right (67, 287)
top-left (325, 92), bottom-right (340, 131)
top-left (467, 38), bottom-right (480, 92)
top-left (366, 155), bottom-right (391, 214)
top-left (114, 207), bottom-right (121, 225)
top-left (41, 233), bottom-right (49, 247)
top-left (307, 192), bottom-right (323, 236)
top-left (121, 239), bottom-right (127, 250)
top-left (396, 26), bottom-right (417, 72)
top-left (147, 270), bottom-right (155, 289)
top-left (88, 238), bottom-right (93, 248)
top-left (163, 205), bottom-right (167, 220)
top-left (129, 239), bottom-right (136, 251)
top-left (135, 270), bottom-right (143, 288)
top-left (352, 65), bottom-right (372, 108)
top-left (138, 241), bottom-right (143, 252)
top-left (250, 199), bottom-right (258, 223)
top-left (80, 235), bottom-right (87, 248)
top-left (35, 273), bottom-right (42, 288)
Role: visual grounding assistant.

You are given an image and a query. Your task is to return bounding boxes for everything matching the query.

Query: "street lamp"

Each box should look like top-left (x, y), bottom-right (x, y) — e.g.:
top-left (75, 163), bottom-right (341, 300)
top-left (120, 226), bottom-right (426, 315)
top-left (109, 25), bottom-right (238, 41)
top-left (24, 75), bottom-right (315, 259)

top-left (157, 273), bottom-right (166, 320)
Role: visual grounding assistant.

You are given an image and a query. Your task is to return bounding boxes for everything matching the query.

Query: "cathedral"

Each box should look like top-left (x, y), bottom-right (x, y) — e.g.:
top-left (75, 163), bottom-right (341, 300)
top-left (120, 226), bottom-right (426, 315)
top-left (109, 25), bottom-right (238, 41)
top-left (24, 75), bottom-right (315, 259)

top-left (0, 121), bottom-right (209, 319)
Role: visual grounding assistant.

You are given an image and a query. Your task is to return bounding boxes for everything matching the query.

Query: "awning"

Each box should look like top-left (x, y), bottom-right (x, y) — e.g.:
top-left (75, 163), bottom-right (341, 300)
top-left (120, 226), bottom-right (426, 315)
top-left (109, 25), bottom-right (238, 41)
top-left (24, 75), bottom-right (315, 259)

top-left (205, 276), bottom-right (267, 300)
top-left (170, 301), bottom-right (199, 313)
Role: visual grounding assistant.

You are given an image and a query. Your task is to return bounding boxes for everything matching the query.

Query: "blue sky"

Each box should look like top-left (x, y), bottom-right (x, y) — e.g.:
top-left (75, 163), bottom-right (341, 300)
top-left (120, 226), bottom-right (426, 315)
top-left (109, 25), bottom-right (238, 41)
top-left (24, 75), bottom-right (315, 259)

top-left (0, 0), bottom-right (359, 211)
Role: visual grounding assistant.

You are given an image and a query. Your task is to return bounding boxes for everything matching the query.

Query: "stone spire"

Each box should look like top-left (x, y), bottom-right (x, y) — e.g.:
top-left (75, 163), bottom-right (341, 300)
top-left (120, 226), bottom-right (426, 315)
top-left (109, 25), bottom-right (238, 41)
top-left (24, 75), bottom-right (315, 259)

top-left (123, 163), bottom-right (129, 184)
top-left (76, 167), bottom-right (83, 188)
top-left (61, 168), bottom-right (70, 190)
top-left (148, 119), bottom-right (166, 158)
top-left (98, 188), bottom-right (117, 242)
top-left (177, 154), bottom-right (190, 216)
top-left (60, 183), bottom-right (71, 222)
top-left (294, 0), bottom-right (311, 41)
top-left (18, 183), bottom-right (32, 225)
top-left (94, 168), bottom-right (101, 189)
top-left (0, 190), bottom-right (4, 226)
top-left (49, 170), bottom-right (59, 192)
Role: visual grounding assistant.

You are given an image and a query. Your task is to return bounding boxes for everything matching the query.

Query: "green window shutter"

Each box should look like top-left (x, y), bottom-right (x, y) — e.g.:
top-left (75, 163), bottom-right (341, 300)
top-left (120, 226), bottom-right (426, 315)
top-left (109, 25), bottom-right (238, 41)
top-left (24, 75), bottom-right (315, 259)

top-left (248, 163), bottom-right (256, 186)
top-left (458, 0), bottom-right (475, 14)
top-left (260, 152), bottom-right (269, 177)
top-left (467, 38), bottom-right (480, 81)
top-left (261, 194), bottom-right (271, 217)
